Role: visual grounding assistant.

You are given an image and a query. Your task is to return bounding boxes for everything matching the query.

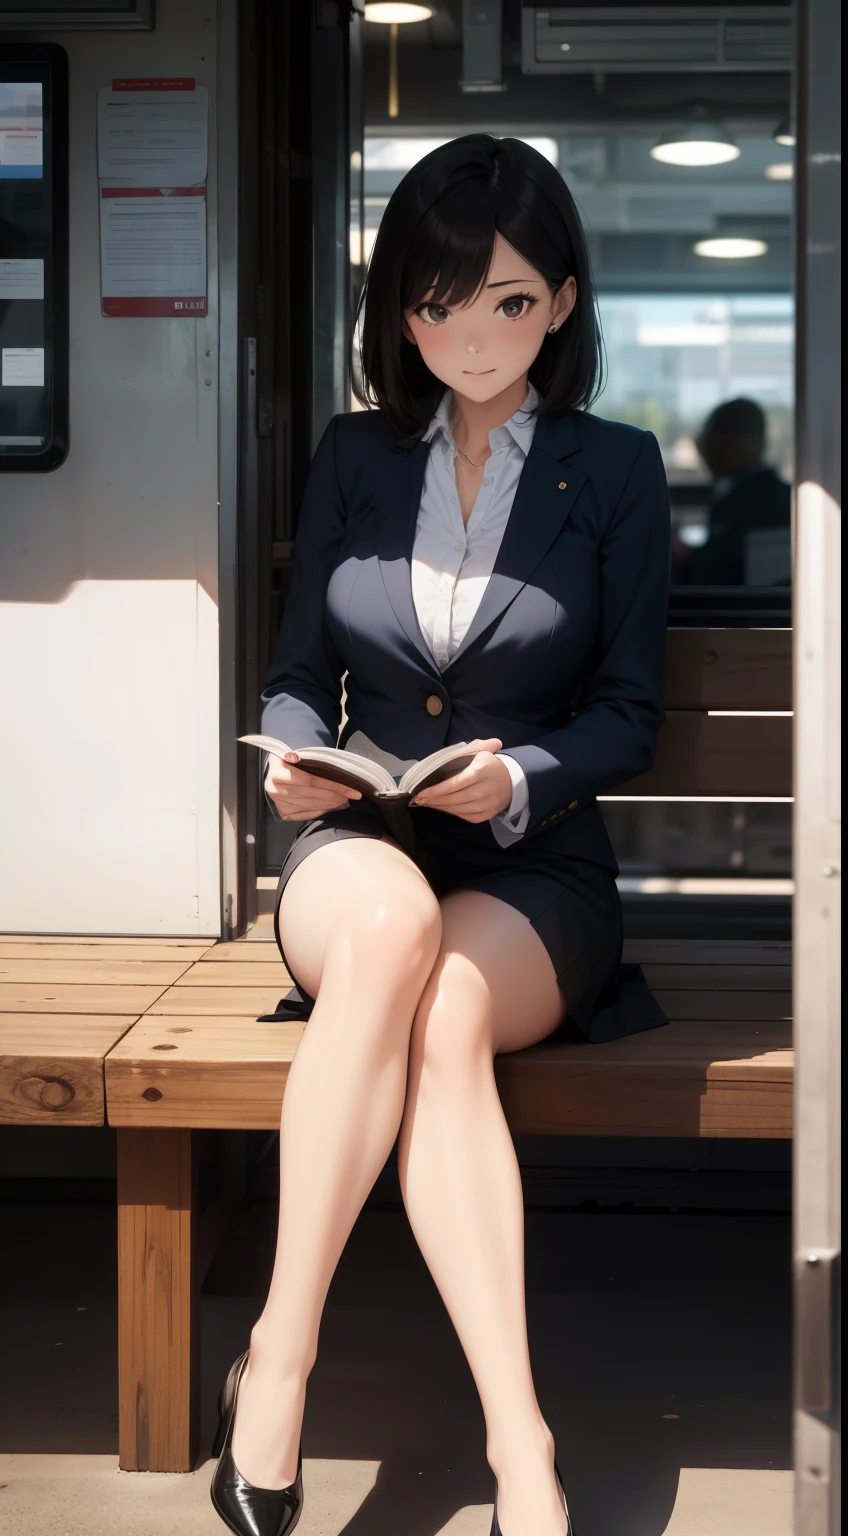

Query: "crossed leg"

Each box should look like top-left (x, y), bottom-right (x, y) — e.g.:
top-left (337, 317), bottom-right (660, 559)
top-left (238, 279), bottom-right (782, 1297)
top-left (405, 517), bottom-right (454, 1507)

top-left (398, 888), bottom-right (570, 1536)
top-left (230, 837), bottom-right (569, 1536)
top-left (231, 833), bottom-right (442, 1489)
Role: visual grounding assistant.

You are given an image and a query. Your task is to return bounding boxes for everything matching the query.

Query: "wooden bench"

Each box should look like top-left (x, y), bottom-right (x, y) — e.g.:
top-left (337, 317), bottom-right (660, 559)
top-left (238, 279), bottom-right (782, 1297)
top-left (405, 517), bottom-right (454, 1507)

top-left (0, 626), bottom-right (792, 1472)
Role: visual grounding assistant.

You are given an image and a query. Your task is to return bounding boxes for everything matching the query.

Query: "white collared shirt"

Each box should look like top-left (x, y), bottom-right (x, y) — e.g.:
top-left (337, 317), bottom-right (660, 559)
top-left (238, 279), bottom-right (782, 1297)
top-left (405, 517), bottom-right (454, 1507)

top-left (411, 385), bottom-right (540, 845)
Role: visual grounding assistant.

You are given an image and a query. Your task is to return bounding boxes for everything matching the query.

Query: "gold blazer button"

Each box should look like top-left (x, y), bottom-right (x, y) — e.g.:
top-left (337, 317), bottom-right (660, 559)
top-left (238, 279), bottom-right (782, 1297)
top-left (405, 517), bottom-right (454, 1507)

top-left (558, 481), bottom-right (567, 490)
top-left (425, 695), bottom-right (444, 716)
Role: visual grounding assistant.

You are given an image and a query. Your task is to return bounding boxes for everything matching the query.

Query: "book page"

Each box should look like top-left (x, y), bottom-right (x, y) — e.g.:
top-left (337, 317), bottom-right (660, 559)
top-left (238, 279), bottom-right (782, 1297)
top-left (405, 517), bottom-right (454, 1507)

top-left (344, 730), bottom-right (417, 781)
top-left (400, 742), bottom-right (480, 795)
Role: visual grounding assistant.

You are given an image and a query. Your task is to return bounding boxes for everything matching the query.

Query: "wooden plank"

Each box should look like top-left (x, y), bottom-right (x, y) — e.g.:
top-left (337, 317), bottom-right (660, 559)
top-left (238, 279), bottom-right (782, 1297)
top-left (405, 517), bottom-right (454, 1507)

top-left (175, 961), bottom-right (292, 987)
top-left (640, 964), bottom-right (791, 990)
top-left (613, 712), bottom-right (792, 797)
top-left (623, 940), bottom-right (791, 967)
top-left (199, 942), bottom-right (284, 962)
top-left (0, 1014), bottom-right (138, 1126)
top-left (0, 959), bottom-right (194, 986)
top-left (0, 983), bottom-right (169, 1014)
top-left (663, 629), bottom-right (792, 710)
top-left (496, 1060), bottom-right (792, 1138)
top-left (106, 1016), bottom-right (303, 1129)
top-left (0, 942), bottom-right (218, 961)
top-left (105, 1011), bottom-right (792, 1135)
top-left (518, 1024), bottom-right (792, 1075)
top-left (653, 989), bottom-right (791, 1021)
top-left (117, 1127), bottom-right (198, 1471)
top-left (0, 935), bottom-right (215, 950)
top-left (144, 986), bottom-right (289, 1017)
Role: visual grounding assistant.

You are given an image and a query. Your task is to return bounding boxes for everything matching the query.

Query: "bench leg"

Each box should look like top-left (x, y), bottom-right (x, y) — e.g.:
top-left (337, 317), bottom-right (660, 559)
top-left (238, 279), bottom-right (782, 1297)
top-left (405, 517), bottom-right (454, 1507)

top-left (117, 1127), bottom-right (199, 1471)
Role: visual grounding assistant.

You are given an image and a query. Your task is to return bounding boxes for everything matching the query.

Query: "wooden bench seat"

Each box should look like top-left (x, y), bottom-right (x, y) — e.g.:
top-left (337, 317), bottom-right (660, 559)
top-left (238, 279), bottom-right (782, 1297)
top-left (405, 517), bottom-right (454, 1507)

top-left (103, 939), bottom-right (792, 1139)
top-left (0, 939), bottom-right (214, 1126)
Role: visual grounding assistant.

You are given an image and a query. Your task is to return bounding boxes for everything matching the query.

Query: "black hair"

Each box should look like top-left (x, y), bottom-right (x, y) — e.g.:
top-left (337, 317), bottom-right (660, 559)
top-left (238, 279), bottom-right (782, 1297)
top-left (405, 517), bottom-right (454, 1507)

top-left (353, 133), bottom-right (605, 441)
top-left (699, 397), bottom-right (767, 448)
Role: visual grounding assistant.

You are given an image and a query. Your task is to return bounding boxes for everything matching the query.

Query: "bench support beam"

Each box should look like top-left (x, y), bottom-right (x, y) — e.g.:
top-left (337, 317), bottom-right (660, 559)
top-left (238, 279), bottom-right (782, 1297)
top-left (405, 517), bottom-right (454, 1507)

top-left (117, 1127), bottom-right (199, 1472)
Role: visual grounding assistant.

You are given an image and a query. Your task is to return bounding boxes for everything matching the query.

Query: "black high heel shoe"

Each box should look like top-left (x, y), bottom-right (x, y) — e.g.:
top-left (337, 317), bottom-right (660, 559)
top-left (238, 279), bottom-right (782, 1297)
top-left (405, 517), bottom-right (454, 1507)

top-left (210, 1349), bottom-right (303, 1536)
top-left (490, 1458), bottom-right (575, 1536)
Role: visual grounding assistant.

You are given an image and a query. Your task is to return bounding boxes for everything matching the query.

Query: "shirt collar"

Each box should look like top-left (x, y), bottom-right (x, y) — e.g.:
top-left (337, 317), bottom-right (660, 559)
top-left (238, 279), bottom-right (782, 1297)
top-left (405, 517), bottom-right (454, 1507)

top-left (423, 382), bottom-right (541, 456)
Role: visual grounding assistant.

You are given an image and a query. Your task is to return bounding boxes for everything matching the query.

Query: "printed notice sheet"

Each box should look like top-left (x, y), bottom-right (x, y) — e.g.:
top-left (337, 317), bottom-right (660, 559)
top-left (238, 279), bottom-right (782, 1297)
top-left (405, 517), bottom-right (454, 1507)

top-left (0, 82), bottom-right (43, 179)
top-left (99, 188), bottom-right (207, 317)
top-left (0, 258), bottom-right (44, 299)
top-left (97, 78), bottom-right (208, 316)
top-left (2, 347), bottom-right (45, 386)
top-left (97, 82), bottom-right (208, 188)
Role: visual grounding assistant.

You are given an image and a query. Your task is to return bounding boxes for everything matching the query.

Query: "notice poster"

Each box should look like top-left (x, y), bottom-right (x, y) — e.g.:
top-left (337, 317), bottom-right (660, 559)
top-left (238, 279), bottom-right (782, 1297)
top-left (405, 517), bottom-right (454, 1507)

top-left (0, 82), bottom-right (43, 179)
top-left (99, 188), bottom-right (207, 317)
top-left (96, 78), bottom-right (208, 318)
top-left (97, 79), bottom-right (208, 188)
top-left (0, 258), bottom-right (44, 299)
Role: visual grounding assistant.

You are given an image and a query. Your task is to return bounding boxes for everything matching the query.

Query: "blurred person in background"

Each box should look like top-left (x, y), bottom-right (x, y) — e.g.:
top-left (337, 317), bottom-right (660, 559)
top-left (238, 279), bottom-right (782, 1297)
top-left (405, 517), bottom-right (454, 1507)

top-left (684, 397), bottom-right (791, 586)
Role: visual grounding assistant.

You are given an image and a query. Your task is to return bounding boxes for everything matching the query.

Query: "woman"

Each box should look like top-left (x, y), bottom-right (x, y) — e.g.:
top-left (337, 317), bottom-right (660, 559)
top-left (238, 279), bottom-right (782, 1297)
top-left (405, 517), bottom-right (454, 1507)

top-left (210, 134), bottom-right (671, 1536)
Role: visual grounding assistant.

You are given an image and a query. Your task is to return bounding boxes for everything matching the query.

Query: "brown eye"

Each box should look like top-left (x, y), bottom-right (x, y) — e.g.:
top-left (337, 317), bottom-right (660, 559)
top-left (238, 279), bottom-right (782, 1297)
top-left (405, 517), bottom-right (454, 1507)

top-left (416, 303), bottom-right (450, 325)
top-left (497, 294), bottom-right (536, 320)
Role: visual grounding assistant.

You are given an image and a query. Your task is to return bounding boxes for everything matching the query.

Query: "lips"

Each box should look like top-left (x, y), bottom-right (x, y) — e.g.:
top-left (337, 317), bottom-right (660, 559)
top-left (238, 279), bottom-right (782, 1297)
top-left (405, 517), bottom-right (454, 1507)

top-left (462, 369), bottom-right (496, 376)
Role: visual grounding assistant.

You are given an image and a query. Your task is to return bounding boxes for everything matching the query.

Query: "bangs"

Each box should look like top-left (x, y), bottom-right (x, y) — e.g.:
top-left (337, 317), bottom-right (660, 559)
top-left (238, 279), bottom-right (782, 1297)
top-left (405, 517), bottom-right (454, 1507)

top-left (401, 183), bottom-right (498, 312)
top-left (355, 133), bottom-right (604, 439)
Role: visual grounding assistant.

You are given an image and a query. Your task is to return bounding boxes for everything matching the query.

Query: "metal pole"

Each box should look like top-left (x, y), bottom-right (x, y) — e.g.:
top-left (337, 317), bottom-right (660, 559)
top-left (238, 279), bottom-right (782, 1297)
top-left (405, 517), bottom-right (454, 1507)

top-left (793, 0), bottom-right (841, 1530)
top-left (388, 22), bottom-right (399, 119)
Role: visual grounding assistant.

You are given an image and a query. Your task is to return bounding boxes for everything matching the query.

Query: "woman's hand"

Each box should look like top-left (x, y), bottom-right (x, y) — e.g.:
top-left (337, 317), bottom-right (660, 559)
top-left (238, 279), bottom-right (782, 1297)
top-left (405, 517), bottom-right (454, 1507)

top-left (264, 750), bottom-right (363, 821)
top-left (410, 739), bottom-right (512, 823)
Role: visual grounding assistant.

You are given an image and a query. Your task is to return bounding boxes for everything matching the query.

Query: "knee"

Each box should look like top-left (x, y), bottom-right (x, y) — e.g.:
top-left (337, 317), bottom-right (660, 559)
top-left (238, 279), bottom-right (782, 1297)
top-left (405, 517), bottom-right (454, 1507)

top-left (339, 879), bottom-right (442, 990)
top-left (410, 953), bottom-right (494, 1082)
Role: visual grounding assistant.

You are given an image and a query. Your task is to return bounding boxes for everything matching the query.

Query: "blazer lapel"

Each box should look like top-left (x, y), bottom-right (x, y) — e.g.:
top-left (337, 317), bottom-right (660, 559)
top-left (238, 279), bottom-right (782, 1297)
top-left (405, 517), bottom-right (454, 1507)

top-left (376, 439), bottom-right (442, 677)
top-left (443, 410), bottom-right (586, 670)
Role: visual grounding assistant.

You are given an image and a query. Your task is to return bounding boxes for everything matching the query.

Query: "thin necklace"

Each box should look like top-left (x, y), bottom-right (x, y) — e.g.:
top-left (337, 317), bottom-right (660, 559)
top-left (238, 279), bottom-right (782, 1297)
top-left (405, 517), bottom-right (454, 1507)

top-left (454, 442), bottom-right (485, 471)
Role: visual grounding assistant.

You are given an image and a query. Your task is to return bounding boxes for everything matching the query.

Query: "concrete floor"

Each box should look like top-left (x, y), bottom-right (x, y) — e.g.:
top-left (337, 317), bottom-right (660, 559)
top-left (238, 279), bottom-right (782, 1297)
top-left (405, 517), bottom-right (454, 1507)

top-left (0, 1198), bottom-right (793, 1536)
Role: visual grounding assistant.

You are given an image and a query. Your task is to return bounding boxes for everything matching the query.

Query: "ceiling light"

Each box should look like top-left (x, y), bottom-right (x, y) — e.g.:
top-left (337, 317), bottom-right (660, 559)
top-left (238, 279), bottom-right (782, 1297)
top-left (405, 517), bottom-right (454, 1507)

top-left (363, 3), bottom-right (435, 21)
top-left (652, 120), bottom-right (740, 167)
top-left (765, 162), bottom-right (794, 181)
top-left (773, 118), bottom-right (796, 147)
top-left (694, 237), bottom-right (768, 259)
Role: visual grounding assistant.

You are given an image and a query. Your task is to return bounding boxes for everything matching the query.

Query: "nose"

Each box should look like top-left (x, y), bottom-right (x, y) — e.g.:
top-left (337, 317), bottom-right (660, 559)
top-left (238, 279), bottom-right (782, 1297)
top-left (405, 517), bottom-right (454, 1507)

top-left (466, 340), bottom-right (481, 356)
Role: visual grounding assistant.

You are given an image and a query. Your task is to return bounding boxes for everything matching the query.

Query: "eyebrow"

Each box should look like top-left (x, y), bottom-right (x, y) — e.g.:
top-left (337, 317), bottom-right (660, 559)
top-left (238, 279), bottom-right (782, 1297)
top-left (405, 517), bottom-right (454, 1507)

top-left (486, 278), bottom-right (542, 288)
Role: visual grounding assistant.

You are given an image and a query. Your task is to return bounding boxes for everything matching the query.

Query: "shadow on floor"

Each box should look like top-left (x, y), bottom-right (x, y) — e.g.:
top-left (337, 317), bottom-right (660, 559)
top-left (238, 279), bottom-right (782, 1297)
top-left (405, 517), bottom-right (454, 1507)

top-left (0, 1198), bottom-right (792, 1535)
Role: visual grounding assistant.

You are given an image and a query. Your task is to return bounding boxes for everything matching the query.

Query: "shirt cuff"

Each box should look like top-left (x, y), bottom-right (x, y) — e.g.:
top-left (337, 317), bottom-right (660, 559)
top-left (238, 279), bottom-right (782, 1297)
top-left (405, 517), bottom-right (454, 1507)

top-left (489, 753), bottom-right (530, 848)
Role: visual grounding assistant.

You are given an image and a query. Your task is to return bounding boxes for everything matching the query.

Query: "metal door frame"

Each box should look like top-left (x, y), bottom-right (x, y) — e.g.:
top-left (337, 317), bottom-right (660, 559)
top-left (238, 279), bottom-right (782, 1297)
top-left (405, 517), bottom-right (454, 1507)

top-left (792, 0), bottom-right (841, 1529)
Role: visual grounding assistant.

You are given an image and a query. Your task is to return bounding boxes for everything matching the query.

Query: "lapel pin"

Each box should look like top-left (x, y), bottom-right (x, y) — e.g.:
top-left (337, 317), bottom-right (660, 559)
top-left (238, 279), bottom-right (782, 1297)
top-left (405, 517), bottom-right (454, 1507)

top-left (558, 481), bottom-right (567, 490)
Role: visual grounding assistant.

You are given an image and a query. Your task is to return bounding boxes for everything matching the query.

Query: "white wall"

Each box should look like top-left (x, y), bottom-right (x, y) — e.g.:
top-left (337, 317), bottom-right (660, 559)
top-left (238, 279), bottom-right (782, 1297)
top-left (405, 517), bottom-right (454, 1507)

top-left (0, 0), bottom-right (222, 934)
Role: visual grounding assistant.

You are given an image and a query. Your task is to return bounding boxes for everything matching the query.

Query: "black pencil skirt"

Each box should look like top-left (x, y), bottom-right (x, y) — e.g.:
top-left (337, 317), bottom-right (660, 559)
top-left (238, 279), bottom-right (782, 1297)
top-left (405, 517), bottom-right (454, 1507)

top-left (263, 799), bottom-right (667, 1045)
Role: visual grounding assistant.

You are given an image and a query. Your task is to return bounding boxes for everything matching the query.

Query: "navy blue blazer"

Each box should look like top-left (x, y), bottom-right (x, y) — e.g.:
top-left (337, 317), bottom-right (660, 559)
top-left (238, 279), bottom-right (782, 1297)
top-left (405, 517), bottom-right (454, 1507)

top-left (261, 405), bottom-right (671, 874)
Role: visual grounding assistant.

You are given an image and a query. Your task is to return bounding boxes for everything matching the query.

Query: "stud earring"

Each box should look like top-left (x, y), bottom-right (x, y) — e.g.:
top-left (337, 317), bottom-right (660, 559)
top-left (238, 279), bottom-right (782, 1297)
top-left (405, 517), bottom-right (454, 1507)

top-left (548, 323), bottom-right (557, 334)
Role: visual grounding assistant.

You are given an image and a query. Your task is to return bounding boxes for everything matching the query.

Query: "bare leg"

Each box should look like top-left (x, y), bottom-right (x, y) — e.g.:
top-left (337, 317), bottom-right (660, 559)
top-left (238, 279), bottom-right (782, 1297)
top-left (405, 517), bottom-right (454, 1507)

top-left (397, 889), bottom-right (569, 1536)
top-left (230, 835), bottom-right (441, 1489)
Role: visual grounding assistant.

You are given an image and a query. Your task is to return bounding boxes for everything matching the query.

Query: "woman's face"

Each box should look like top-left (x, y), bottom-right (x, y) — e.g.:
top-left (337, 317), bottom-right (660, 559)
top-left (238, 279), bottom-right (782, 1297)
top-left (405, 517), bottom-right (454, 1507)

top-left (402, 231), bottom-right (576, 404)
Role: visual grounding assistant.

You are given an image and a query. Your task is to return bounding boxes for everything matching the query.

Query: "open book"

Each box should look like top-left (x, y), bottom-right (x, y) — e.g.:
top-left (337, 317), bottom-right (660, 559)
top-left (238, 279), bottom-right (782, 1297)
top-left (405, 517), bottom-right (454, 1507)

top-left (239, 730), bottom-right (485, 804)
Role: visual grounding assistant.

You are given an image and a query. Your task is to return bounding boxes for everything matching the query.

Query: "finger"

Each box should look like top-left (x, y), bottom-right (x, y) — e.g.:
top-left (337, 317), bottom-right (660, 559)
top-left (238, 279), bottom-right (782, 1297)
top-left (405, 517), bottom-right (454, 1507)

top-left (414, 766), bottom-right (491, 805)
top-left (268, 786), bottom-right (354, 811)
top-left (266, 765), bottom-right (356, 796)
top-left (423, 801), bottom-right (491, 822)
top-left (282, 802), bottom-right (351, 820)
top-left (415, 763), bottom-right (484, 801)
top-left (264, 774), bottom-right (347, 798)
top-left (416, 791), bottom-right (492, 816)
top-left (268, 762), bottom-right (360, 793)
top-left (284, 766), bottom-right (363, 799)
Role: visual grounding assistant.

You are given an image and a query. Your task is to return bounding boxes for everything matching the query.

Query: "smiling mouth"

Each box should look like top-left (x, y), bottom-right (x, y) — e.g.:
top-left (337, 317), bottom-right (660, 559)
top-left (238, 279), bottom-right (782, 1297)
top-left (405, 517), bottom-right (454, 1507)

top-left (462, 368), bottom-right (496, 376)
